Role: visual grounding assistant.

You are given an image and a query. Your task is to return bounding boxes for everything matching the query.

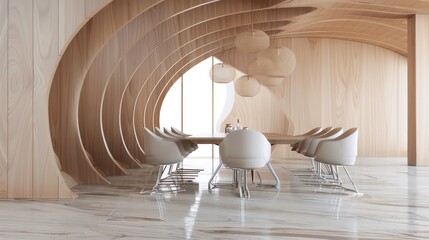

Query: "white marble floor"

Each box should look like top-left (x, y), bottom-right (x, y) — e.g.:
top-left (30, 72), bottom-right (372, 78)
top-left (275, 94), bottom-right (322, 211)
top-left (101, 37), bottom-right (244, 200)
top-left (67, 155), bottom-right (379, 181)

top-left (1, 158), bottom-right (429, 239)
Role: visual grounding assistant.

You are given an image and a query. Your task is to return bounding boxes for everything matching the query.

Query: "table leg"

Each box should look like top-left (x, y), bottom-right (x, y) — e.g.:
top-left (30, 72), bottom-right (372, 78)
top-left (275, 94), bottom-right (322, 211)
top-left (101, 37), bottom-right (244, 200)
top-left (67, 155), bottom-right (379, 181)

top-left (266, 162), bottom-right (281, 190)
top-left (208, 160), bottom-right (223, 190)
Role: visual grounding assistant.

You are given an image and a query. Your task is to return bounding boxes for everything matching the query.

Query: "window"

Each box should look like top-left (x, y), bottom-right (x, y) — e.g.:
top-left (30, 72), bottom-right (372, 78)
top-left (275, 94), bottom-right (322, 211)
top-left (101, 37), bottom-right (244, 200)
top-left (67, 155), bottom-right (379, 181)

top-left (160, 56), bottom-right (234, 170)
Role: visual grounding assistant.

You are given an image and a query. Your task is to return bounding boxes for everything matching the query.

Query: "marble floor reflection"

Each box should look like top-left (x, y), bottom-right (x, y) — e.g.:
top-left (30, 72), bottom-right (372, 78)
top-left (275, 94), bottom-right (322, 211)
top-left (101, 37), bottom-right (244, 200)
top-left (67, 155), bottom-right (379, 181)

top-left (1, 158), bottom-right (429, 239)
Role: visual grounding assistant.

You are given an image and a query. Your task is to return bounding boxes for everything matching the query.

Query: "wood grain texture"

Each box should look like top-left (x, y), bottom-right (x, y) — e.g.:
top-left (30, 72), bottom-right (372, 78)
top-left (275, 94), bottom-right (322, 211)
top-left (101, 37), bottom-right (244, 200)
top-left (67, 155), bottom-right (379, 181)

top-left (8, 0), bottom-right (33, 198)
top-left (118, 4), bottom-right (306, 163)
top-left (50, 0), bottom-right (163, 183)
top-left (118, 0), bottom-right (222, 163)
top-left (216, 39), bottom-right (407, 158)
top-left (85, 0), bottom-right (112, 19)
top-left (78, 0), bottom-right (163, 174)
top-left (278, 1), bottom-right (411, 56)
top-left (408, 15), bottom-right (429, 166)
top-left (0, 0), bottom-right (7, 198)
top-left (79, 33), bottom-right (127, 176)
top-left (33, 0), bottom-right (62, 198)
top-left (50, 30), bottom-right (108, 184)
top-left (41, 0), bottom-right (429, 193)
top-left (58, 0), bottom-right (86, 55)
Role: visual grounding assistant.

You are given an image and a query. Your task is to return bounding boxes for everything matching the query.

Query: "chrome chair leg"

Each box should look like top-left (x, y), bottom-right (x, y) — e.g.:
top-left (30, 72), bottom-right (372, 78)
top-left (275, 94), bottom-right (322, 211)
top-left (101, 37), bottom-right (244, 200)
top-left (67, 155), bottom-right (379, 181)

top-left (152, 165), bottom-right (164, 191)
top-left (238, 169), bottom-right (243, 199)
top-left (244, 170), bottom-right (250, 198)
top-left (266, 162), bottom-right (281, 189)
top-left (343, 166), bottom-right (359, 193)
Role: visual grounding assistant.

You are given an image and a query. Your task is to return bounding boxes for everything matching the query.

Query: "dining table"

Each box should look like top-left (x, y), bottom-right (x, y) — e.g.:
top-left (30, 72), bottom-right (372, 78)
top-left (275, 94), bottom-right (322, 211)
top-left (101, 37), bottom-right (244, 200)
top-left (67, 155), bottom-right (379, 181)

top-left (186, 132), bottom-right (304, 189)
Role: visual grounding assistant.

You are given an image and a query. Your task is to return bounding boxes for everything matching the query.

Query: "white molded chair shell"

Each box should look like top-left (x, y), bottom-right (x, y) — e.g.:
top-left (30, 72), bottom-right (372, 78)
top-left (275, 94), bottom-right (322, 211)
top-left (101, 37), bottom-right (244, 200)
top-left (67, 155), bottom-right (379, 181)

top-left (298, 127), bottom-right (333, 154)
top-left (291, 127), bottom-right (322, 151)
top-left (304, 127), bottom-right (344, 157)
top-left (220, 130), bottom-right (271, 169)
top-left (164, 127), bottom-right (183, 138)
top-left (314, 128), bottom-right (359, 166)
top-left (164, 127), bottom-right (198, 152)
top-left (143, 128), bottom-right (184, 165)
top-left (154, 127), bottom-right (191, 157)
top-left (171, 127), bottom-right (191, 137)
top-left (297, 127), bottom-right (322, 137)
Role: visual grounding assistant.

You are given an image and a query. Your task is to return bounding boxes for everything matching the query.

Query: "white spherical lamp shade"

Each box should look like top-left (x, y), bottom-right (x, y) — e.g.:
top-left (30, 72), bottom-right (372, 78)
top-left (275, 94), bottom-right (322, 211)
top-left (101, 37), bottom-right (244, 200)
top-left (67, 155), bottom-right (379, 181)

top-left (255, 75), bottom-right (284, 86)
top-left (258, 47), bottom-right (296, 77)
top-left (235, 29), bottom-right (270, 53)
top-left (248, 58), bottom-right (270, 76)
top-left (209, 63), bottom-right (236, 83)
top-left (234, 75), bottom-right (261, 97)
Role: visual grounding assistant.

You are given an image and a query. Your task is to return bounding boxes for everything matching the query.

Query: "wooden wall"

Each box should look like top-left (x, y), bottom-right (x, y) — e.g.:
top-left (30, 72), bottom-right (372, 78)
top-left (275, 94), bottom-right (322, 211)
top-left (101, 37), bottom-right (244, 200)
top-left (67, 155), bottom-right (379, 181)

top-left (408, 15), bottom-right (429, 165)
top-left (0, 0), bottom-right (111, 198)
top-left (0, 0), bottom-right (425, 199)
top-left (217, 39), bottom-right (408, 158)
top-left (0, 0), bottom-right (7, 198)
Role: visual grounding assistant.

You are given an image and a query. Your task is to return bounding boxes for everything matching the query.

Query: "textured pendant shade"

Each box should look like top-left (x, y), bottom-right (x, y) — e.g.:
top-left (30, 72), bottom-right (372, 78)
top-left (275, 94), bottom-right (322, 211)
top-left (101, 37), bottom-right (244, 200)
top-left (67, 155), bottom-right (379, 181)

top-left (258, 46), bottom-right (296, 77)
top-left (235, 29), bottom-right (270, 53)
top-left (234, 75), bottom-right (261, 97)
top-left (209, 63), bottom-right (236, 83)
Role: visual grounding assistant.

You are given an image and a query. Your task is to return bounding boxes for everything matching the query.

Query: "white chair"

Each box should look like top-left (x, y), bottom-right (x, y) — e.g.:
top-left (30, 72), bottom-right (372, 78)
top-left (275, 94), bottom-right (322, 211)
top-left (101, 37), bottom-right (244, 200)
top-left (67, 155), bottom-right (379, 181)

top-left (290, 127), bottom-right (322, 152)
top-left (141, 128), bottom-right (184, 193)
top-left (219, 130), bottom-right (271, 198)
top-left (314, 128), bottom-right (359, 193)
top-left (298, 127), bottom-right (333, 154)
top-left (154, 127), bottom-right (191, 157)
top-left (302, 127), bottom-right (343, 179)
top-left (163, 127), bottom-right (202, 175)
top-left (303, 127), bottom-right (343, 157)
top-left (296, 127), bottom-right (333, 170)
top-left (171, 127), bottom-right (192, 137)
top-left (164, 127), bottom-right (198, 152)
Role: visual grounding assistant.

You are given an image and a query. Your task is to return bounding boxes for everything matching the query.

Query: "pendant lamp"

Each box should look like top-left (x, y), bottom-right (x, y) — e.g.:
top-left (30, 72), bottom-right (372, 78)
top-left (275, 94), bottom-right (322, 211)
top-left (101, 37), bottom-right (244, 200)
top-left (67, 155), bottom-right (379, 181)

top-left (234, 75), bottom-right (261, 97)
top-left (209, 63), bottom-right (236, 83)
top-left (258, 46), bottom-right (296, 77)
top-left (235, 29), bottom-right (270, 53)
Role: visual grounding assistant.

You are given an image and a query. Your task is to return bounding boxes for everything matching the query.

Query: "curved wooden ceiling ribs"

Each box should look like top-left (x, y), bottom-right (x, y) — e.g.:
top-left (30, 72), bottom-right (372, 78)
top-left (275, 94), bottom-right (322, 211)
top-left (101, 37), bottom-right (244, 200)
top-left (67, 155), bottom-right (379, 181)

top-left (49, 0), bottom-right (429, 184)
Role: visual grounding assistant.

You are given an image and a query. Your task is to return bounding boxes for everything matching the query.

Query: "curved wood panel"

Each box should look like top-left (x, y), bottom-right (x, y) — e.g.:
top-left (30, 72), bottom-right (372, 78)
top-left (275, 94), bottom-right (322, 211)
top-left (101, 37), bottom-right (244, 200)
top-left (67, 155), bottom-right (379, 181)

top-left (85, 0), bottom-right (113, 19)
top-left (276, 1), bottom-right (412, 55)
top-left (48, 0), bottom-right (429, 187)
top-left (0, 0), bottom-right (427, 198)
top-left (120, 7), bottom-right (311, 163)
top-left (50, 0), bottom-right (162, 184)
top-left (83, 0), bottom-right (220, 168)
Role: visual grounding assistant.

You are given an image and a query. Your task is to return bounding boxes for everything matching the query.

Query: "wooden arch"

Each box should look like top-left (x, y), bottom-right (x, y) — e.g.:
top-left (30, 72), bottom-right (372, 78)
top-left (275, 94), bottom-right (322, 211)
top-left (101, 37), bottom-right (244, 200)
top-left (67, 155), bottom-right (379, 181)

top-left (49, 0), bottom-right (423, 184)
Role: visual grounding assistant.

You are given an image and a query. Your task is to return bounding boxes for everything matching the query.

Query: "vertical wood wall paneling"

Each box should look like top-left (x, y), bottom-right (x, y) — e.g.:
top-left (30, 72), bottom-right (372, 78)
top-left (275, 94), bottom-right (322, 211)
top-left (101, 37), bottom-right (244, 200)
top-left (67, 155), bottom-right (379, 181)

top-left (0, 0), bottom-right (8, 198)
top-left (408, 15), bottom-right (429, 166)
top-left (58, 0), bottom-right (86, 55)
top-left (216, 39), bottom-right (407, 158)
top-left (8, 0), bottom-right (33, 198)
top-left (33, 0), bottom-right (60, 198)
